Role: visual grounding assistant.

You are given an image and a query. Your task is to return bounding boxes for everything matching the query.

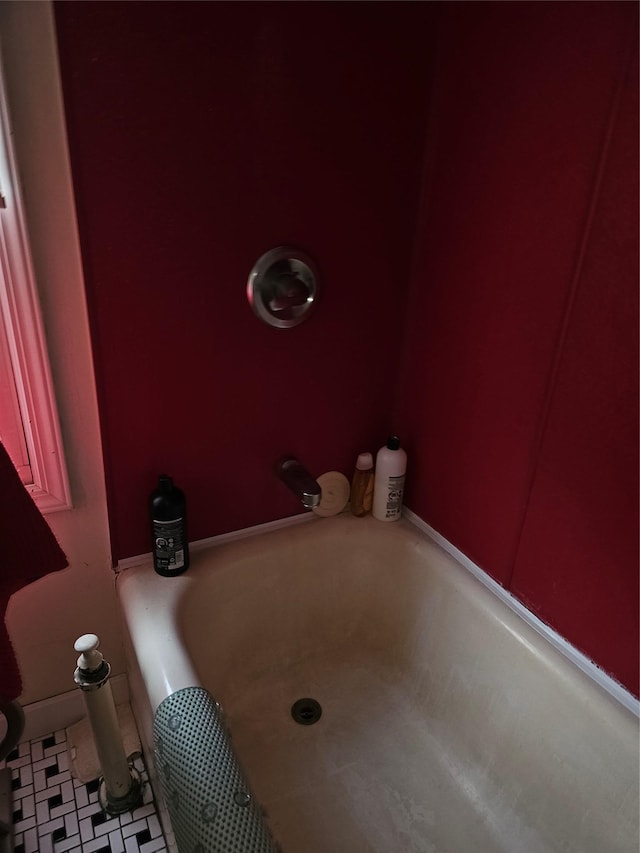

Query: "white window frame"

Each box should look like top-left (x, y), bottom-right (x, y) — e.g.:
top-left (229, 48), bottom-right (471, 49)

top-left (0, 58), bottom-right (71, 513)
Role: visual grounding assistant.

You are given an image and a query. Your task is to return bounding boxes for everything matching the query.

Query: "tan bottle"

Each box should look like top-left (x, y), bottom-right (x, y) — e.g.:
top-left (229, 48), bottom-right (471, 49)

top-left (350, 452), bottom-right (374, 517)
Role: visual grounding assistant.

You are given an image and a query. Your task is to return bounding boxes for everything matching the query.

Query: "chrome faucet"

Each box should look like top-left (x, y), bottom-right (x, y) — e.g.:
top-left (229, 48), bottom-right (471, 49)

top-left (276, 457), bottom-right (322, 509)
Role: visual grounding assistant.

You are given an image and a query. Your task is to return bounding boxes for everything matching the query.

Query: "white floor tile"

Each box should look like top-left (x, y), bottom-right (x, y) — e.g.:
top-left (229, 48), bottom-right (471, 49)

top-left (54, 834), bottom-right (82, 852)
top-left (121, 817), bottom-right (149, 839)
top-left (109, 828), bottom-right (127, 853)
top-left (8, 731), bottom-right (167, 853)
top-left (139, 835), bottom-right (167, 853)
top-left (64, 811), bottom-right (79, 839)
top-left (147, 814), bottom-right (163, 839)
top-left (24, 826), bottom-right (39, 853)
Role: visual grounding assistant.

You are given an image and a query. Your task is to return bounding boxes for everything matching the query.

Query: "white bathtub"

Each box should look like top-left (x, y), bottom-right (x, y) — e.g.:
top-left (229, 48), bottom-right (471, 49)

top-left (117, 513), bottom-right (639, 853)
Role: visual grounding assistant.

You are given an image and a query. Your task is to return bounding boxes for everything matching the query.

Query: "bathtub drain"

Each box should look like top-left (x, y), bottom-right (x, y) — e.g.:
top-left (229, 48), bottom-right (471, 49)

top-left (291, 698), bottom-right (322, 725)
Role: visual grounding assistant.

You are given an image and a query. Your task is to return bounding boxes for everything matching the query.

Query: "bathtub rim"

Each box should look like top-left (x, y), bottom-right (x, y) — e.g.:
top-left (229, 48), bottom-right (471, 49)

top-left (403, 509), bottom-right (640, 718)
top-left (116, 509), bottom-right (639, 718)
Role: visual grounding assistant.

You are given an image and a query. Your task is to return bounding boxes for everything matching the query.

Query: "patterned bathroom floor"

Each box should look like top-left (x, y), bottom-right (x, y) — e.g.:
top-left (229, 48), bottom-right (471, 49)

top-left (0, 729), bottom-right (167, 853)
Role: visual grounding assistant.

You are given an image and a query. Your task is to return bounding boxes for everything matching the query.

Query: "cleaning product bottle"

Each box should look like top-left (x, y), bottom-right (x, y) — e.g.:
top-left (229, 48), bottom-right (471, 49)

top-left (372, 436), bottom-right (407, 522)
top-left (350, 452), bottom-right (374, 517)
top-left (150, 475), bottom-right (190, 576)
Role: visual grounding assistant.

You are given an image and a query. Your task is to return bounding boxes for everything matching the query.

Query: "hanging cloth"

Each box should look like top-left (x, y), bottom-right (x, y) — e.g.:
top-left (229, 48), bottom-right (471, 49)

top-left (0, 441), bottom-right (68, 702)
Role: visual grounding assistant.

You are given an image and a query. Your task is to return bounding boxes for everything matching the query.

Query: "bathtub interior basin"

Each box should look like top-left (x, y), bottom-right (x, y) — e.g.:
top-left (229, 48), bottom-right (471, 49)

top-left (118, 514), bottom-right (639, 853)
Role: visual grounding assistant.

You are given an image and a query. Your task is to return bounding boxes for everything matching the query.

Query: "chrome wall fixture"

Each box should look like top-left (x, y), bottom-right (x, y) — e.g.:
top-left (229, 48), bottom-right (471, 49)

top-left (247, 247), bottom-right (319, 329)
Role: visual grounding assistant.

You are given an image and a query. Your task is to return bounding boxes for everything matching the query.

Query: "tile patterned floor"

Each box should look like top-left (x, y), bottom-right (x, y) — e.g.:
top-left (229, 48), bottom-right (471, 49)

top-left (0, 730), bottom-right (167, 853)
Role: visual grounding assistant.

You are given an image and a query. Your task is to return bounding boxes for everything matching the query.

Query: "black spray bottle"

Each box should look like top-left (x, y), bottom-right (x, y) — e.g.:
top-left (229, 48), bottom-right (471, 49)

top-left (149, 475), bottom-right (190, 576)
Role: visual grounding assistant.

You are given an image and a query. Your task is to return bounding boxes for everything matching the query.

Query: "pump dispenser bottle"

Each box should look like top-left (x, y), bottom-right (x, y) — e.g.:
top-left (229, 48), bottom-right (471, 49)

top-left (350, 452), bottom-right (374, 517)
top-left (150, 475), bottom-right (190, 576)
top-left (372, 437), bottom-right (407, 522)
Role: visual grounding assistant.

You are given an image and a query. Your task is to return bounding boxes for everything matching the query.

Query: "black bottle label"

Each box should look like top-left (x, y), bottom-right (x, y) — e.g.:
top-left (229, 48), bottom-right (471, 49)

top-left (384, 474), bottom-right (406, 519)
top-left (152, 517), bottom-right (186, 572)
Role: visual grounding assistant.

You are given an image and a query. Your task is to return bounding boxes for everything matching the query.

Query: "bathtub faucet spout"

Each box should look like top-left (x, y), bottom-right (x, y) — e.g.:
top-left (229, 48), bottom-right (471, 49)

top-left (276, 457), bottom-right (321, 509)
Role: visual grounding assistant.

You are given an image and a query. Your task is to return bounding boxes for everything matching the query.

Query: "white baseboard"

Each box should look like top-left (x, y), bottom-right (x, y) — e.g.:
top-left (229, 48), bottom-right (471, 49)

top-left (0, 673), bottom-right (130, 744)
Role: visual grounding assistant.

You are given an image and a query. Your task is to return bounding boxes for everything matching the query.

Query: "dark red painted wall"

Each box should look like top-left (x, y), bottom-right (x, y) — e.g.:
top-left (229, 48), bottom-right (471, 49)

top-left (55, 2), bottom-right (638, 695)
top-left (512, 41), bottom-right (639, 696)
top-left (54, 1), bottom-right (436, 555)
top-left (397, 2), bottom-right (638, 694)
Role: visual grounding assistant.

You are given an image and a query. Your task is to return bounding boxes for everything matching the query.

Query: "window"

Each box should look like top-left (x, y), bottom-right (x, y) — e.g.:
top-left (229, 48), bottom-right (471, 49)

top-left (0, 60), bottom-right (71, 512)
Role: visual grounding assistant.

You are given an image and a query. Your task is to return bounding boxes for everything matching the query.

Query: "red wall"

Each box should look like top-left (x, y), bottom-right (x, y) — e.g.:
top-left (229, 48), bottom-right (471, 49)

top-left (54, 1), bottom-right (436, 555)
top-left (398, 2), bottom-right (638, 694)
top-left (55, 2), bottom-right (638, 695)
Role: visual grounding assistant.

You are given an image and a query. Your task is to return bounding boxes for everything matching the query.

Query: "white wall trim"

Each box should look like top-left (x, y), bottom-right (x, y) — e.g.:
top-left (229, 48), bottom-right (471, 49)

top-left (0, 674), bottom-right (130, 744)
top-left (0, 43), bottom-right (72, 512)
top-left (403, 508), bottom-right (640, 717)
top-left (117, 511), bottom-right (315, 572)
top-left (0, 0), bottom-right (120, 708)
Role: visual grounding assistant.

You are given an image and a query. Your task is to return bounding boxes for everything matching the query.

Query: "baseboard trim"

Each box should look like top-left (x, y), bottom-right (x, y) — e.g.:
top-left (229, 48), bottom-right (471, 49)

top-left (6, 674), bottom-right (131, 743)
top-left (117, 512), bottom-right (315, 572)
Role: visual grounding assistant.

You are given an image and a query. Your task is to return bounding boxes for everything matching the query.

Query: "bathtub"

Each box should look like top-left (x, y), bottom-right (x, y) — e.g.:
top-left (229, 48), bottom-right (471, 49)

top-left (117, 512), bottom-right (639, 853)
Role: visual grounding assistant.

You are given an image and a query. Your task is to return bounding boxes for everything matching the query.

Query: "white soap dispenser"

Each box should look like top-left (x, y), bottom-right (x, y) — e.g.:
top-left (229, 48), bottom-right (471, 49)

top-left (372, 436), bottom-right (407, 522)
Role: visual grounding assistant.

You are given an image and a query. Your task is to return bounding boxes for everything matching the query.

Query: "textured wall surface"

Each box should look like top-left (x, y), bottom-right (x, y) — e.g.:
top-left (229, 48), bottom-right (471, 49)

top-left (54, 0), bottom-right (436, 557)
top-left (55, 1), bottom-right (638, 695)
top-left (398, 2), bottom-right (638, 694)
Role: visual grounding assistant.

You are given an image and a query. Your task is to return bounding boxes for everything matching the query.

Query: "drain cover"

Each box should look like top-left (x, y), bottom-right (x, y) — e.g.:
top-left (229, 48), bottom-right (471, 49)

top-left (291, 698), bottom-right (322, 725)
